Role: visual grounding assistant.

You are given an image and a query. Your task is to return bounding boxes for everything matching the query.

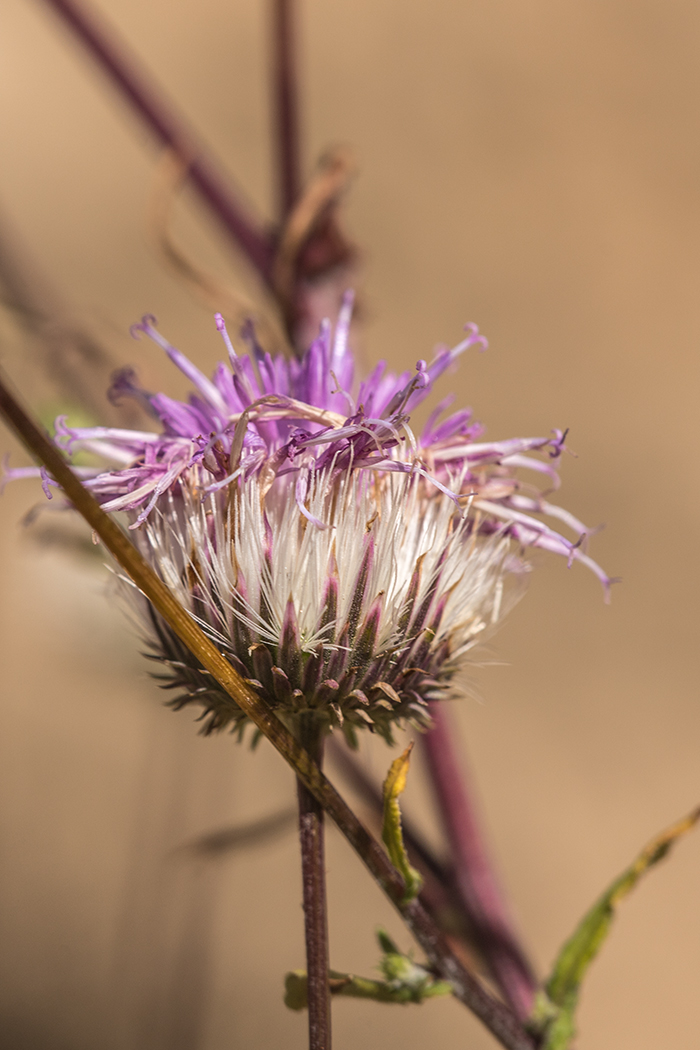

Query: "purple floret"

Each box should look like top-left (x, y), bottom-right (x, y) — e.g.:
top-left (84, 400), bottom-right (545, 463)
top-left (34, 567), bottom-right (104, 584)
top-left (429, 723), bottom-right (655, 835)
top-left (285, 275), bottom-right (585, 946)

top-left (2, 292), bottom-right (611, 595)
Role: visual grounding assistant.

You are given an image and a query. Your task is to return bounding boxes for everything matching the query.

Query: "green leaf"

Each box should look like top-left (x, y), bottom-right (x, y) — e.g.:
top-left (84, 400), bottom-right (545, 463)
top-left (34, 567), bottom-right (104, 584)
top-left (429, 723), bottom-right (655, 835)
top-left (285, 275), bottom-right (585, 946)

top-left (284, 929), bottom-right (452, 1009)
top-left (531, 805), bottom-right (700, 1050)
top-left (381, 743), bottom-right (424, 903)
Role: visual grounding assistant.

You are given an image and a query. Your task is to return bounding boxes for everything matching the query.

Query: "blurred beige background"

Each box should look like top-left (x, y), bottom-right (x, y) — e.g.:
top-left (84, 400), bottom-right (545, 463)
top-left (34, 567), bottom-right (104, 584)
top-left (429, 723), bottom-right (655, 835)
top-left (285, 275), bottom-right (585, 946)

top-left (1, 0), bottom-right (699, 1047)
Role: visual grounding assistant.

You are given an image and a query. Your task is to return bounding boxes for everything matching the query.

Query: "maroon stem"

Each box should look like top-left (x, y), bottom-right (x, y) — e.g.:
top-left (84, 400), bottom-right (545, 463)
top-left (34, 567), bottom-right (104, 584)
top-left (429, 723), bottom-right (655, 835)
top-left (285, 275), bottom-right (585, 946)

top-left (271, 0), bottom-right (302, 218)
top-left (424, 702), bottom-right (536, 1020)
top-left (36, 0), bottom-right (273, 281)
top-left (297, 719), bottom-right (330, 1049)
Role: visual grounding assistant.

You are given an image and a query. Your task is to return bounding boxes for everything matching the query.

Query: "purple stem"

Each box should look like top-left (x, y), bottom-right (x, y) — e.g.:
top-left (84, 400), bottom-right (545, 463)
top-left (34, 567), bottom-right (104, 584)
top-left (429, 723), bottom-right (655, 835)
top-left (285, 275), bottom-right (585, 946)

top-left (37, 0), bottom-right (273, 281)
top-left (271, 0), bottom-right (302, 218)
top-left (423, 702), bottom-right (536, 1020)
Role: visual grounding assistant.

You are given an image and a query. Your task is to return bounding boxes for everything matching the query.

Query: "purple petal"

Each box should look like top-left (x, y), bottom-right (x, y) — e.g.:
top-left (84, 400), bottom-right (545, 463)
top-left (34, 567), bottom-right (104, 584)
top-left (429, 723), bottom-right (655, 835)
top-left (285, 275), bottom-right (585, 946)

top-left (134, 316), bottom-right (228, 417)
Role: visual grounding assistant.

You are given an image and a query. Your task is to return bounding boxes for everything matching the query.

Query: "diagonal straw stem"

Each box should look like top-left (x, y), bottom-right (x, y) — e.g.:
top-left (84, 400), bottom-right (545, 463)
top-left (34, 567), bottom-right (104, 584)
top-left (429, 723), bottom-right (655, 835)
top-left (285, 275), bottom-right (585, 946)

top-left (0, 372), bottom-right (536, 1050)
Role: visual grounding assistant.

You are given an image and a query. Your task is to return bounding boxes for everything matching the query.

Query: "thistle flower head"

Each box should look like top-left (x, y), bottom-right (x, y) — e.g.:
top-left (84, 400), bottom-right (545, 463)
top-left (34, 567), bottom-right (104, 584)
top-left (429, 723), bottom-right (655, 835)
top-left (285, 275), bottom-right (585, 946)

top-left (5, 292), bottom-right (609, 743)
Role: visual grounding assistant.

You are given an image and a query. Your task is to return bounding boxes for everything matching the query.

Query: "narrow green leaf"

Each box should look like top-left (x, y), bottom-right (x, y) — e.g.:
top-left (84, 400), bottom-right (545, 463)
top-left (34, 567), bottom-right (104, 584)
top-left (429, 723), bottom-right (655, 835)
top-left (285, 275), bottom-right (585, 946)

top-left (531, 805), bottom-right (700, 1050)
top-left (381, 743), bottom-right (424, 903)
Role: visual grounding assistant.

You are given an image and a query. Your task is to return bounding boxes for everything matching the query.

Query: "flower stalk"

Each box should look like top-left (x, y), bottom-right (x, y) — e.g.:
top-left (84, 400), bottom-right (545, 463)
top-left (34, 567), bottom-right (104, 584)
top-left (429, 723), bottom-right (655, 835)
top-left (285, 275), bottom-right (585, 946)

top-left (296, 717), bottom-right (331, 1049)
top-left (0, 370), bottom-right (536, 1050)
